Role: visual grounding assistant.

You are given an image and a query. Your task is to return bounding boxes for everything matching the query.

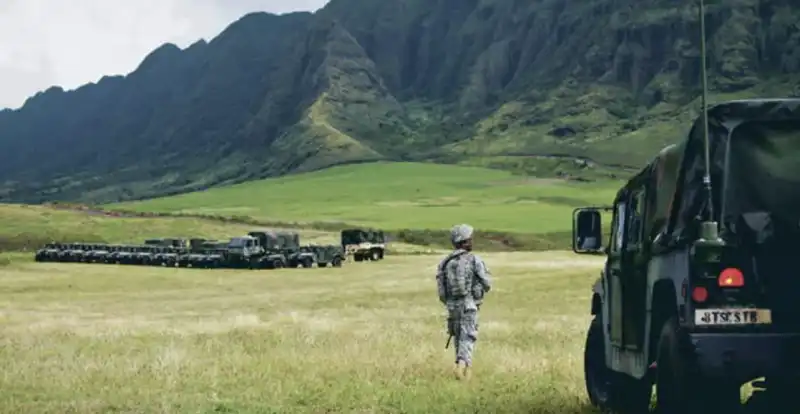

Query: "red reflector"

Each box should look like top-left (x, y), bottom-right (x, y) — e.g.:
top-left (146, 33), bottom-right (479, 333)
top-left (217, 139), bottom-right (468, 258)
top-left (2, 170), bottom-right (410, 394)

top-left (718, 268), bottom-right (744, 288)
top-left (691, 286), bottom-right (708, 302)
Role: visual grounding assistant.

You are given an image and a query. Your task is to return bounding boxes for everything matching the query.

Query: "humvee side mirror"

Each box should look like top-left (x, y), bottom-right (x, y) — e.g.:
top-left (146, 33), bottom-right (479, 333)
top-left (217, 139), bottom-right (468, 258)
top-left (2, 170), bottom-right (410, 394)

top-left (573, 208), bottom-right (605, 255)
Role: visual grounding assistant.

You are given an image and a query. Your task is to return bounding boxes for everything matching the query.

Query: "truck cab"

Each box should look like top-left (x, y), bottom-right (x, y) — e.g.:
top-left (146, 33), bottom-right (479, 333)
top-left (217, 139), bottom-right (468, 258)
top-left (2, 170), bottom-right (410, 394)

top-left (573, 99), bottom-right (800, 414)
top-left (226, 235), bottom-right (264, 268)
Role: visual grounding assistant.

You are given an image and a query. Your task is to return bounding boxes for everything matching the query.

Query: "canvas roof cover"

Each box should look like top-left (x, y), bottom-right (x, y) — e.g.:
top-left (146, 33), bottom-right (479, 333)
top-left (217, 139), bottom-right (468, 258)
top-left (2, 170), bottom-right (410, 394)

top-left (341, 229), bottom-right (385, 244)
top-left (664, 99), bottom-right (800, 244)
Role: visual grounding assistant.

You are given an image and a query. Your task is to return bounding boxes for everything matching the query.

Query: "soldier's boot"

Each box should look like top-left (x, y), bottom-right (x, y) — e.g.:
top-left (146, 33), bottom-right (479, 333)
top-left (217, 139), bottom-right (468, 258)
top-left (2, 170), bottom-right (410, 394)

top-left (453, 360), bottom-right (467, 380)
top-left (463, 365), bottom-right (472, 381)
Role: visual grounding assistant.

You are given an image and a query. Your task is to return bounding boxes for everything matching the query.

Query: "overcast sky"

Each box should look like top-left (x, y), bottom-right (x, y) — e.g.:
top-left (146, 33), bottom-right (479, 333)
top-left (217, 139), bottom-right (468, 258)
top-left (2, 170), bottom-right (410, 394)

top-left (0, 0), bottom-right (329, 110)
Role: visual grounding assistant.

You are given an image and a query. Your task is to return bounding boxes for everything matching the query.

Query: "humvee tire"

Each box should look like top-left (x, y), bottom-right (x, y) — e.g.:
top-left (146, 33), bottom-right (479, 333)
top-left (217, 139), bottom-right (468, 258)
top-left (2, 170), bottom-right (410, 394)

top-left (655, 318), bottom-right (741, 414)
top-left (300, 257), bottom-right (313, 268)
top-left (584, 316), bottom-right (651, 413)
top-left (332, 257), bottom-right (343, 267)
top-left (271, 259), bottom-right (284, 269)
top-left (354, 254), bottom-right (363, 262)
top-left (370, 249), bottom-right (381, 261)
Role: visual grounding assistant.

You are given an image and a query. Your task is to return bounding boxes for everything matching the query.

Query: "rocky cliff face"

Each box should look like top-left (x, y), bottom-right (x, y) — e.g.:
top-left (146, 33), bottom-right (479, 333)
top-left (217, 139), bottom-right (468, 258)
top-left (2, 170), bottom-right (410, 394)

top-left (0, 0), bottom-right (797, 203)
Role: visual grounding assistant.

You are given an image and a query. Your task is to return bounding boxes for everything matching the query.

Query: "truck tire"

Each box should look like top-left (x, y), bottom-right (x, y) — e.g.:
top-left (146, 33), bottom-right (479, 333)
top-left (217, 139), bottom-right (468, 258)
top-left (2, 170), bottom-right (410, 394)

top-left (301, 257), bottom-right (313, 268)
top-left (318, 262), bottom-right (328, 268)
top-left (354, 254), bottom-right (363, 262)
top-left (655, 318), bottom-right (740, 414)
top-left (272, 259), bottom-right (283, 269)
top-left (584, 316), bottom-right (651, 413)
top-left (332, 257), bottom-right (342, 267)
top-left (371, 250), bottom-right (380, 261)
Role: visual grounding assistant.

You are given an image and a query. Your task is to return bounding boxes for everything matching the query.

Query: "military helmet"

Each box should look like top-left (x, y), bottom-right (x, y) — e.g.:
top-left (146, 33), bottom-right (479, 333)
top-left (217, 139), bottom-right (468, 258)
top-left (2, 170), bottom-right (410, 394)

top-left (450, 224), bottom-right (474, 244)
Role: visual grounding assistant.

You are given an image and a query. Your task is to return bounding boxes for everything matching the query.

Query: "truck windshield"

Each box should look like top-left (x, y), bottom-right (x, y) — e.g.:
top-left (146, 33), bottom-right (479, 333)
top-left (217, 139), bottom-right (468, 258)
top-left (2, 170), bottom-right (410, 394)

top-left (228, 238), bottom-right (247, 248)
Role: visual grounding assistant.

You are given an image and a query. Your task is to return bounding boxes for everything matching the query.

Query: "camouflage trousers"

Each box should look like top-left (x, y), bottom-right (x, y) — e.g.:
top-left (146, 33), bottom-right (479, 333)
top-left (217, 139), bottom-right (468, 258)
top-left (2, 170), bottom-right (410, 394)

top-left (448, 308), bottom-right (479, 366)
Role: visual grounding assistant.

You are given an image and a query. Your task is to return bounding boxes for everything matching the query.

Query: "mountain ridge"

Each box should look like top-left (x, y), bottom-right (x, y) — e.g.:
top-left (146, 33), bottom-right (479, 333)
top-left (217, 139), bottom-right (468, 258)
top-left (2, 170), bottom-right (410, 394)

top-left (1, 0), bottom-right (798, 203)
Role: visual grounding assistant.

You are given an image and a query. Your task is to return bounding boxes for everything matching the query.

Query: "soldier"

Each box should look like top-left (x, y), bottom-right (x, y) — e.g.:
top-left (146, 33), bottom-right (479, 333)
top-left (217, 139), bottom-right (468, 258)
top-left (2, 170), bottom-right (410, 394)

top-left (436, 223), bottom-right (492, 380)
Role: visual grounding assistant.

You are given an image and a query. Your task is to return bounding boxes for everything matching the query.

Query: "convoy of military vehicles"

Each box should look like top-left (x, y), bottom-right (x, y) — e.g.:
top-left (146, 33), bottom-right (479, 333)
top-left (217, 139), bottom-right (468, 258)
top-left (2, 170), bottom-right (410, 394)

top-left (33, 228), bottom-right (387, 269)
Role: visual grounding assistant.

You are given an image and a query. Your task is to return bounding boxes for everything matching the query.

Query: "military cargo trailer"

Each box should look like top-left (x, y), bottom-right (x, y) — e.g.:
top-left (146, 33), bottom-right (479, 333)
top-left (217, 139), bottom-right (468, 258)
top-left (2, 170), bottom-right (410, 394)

top-left (573, 99), bottom-right (800, 413)
top-left (341, 229), bottom-right (386, 261)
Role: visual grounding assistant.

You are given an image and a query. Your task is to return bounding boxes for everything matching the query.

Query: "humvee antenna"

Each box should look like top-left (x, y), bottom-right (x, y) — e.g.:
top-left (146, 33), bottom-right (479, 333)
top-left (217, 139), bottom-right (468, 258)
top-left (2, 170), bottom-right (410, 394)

top-left (698, 0), bottom-right (720, 241)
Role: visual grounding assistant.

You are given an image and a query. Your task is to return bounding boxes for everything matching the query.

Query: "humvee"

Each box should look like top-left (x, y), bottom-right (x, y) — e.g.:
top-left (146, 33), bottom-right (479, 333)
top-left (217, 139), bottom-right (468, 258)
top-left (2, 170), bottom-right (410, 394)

top-left (307, 244), bottom-right (345, 268)
top-left (83, 244), bottom-right (110, 263)
top-left (572, 99), bottom-right (800, 413)
top-left (341, 229), bottom-right (386, 261)
top-left (34, 243), bottom-right (62, 262)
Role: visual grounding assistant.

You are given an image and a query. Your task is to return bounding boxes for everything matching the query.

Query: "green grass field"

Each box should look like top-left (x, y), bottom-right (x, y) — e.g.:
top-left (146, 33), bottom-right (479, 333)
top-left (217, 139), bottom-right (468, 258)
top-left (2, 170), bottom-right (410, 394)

top-left (0, 204), bottom-right (337, 250)
top-left (110, 162), bottom-right (621, 234)
top-left (0, 252), bottom-right (606, 413)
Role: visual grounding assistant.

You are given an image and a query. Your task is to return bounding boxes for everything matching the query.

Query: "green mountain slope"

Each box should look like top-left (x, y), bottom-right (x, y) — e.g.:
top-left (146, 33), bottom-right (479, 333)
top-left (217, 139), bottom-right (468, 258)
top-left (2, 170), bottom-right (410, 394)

top-left (0, 0), bottom-right (798, 203)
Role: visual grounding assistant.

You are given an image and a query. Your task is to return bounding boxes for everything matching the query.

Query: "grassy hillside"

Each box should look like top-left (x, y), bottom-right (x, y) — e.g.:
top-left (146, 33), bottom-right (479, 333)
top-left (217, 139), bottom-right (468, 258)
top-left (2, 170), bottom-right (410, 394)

top-left (110, 162), bottom-right (620, 234)
top-left (0, 204), bottom-right (337, 251)
top-left (1, 0), bottom-right (796, 203)
top-left (1, 163), bottom-right (619, 252)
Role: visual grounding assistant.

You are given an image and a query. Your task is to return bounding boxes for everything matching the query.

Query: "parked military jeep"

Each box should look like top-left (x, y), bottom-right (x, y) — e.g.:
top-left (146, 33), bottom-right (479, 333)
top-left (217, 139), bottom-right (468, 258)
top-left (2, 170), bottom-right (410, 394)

top-left (573, 99), bottom-right (800, 413)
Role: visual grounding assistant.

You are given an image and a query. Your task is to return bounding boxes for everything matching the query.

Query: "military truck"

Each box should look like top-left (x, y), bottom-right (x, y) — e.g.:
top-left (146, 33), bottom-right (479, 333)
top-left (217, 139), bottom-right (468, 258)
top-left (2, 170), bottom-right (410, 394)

top-left (155, 247), bottom-right (182, 267)
top-left (243, 231), bottom-right (302, 269)
top-left (572, 99), bottom-right (800, 413)
top-left (225, 235), bottom-right (265, 268)
top-left (341, 228), bottom-right (386, 261)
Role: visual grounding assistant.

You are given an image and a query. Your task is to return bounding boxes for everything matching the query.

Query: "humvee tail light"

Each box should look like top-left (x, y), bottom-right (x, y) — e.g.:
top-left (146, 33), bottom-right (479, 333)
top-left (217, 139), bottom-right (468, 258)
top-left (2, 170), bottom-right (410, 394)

top-left (718, 268), bottom-right (744, 288)
top-left (692, 286), bottom-right (708, 303)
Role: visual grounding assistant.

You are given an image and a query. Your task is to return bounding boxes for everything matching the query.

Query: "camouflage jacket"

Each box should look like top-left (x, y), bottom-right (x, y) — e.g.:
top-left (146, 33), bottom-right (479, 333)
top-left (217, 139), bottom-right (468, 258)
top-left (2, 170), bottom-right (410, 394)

top-left (435, 249), bottom-right (492, 311)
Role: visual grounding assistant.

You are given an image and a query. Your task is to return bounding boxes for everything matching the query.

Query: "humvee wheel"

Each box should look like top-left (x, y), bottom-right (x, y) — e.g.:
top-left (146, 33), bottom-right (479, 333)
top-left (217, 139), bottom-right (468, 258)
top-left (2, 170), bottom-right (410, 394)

top-left (301, 257), bottom-right (313, 268)
top-left (318, 262), bottom-right (328, 268)
top-left (584, 316), bottom-right (651, 413)
top-left (272, 259), bottom-right (284, 269)
top-left (332, 257), bottom-right (342, 267)
top-left (354, 254), bottom-right (363, 262)
top-left (655, 318), bottom-right (740, 414)
top-left (370, 250), bottom-right (380, 261)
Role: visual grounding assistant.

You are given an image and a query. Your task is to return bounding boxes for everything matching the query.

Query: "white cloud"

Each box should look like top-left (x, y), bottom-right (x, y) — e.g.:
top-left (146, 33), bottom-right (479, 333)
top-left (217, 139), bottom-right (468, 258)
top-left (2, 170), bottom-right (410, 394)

top-left (0, 0), bottom-right (329, 109)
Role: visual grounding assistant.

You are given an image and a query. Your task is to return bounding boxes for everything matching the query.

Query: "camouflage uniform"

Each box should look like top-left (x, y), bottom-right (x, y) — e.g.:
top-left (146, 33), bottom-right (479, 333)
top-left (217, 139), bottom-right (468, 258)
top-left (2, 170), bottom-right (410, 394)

top-left (436, 224), bottom-right (492, 371)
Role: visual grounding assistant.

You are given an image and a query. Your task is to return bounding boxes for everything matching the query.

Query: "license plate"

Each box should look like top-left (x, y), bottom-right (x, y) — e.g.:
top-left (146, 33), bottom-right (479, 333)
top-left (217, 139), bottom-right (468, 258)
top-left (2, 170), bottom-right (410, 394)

top-left (694, 308), bottom-right (772, 326)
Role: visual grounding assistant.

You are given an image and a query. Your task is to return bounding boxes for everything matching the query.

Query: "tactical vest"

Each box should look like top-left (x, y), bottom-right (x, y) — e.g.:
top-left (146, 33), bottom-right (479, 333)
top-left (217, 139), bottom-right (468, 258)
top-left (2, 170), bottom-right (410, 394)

top-left (443, 252), bottom-right (472, 300)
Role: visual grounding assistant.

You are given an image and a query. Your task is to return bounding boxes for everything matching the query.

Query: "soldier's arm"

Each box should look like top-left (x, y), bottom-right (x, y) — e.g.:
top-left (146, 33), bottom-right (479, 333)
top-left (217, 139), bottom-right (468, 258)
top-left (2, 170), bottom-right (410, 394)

top-left (473, 255), bottom-right (492, 292)
top-left (435, 261), bottom-right (447, 304)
